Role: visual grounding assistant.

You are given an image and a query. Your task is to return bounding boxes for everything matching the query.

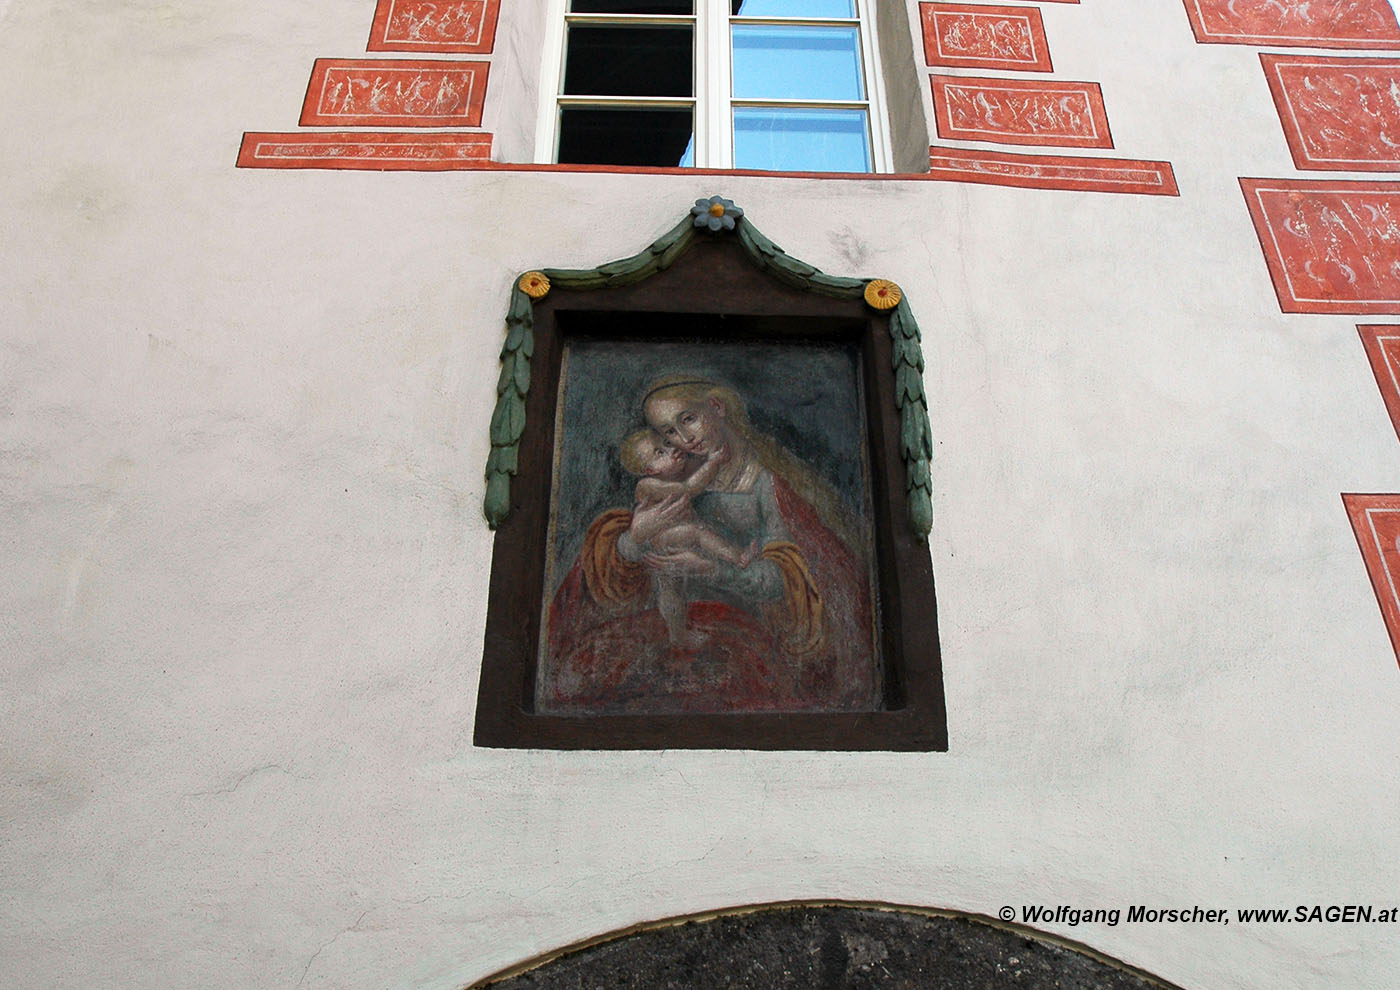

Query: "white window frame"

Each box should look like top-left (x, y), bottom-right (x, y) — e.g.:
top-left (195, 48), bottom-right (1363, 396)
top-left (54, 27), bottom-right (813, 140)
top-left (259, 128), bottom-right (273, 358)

top-left (534, 0), bottom-right (893, 172)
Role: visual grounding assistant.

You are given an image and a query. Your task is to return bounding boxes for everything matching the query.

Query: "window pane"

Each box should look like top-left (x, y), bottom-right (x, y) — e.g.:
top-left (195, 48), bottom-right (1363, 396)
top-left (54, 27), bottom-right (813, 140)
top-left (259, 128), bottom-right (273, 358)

top-left (733, 106), bottom-right (870, 172)
top-left (571, 0), bottom-right (693, 12)
top-left (564, 25), bottom-right (692, 97)
top-left (558, 107), bottom-right (695, 167)
top-left (734, 0), bottom-right (854, 17)
top-left (731, 25), bottom-right (862, 101)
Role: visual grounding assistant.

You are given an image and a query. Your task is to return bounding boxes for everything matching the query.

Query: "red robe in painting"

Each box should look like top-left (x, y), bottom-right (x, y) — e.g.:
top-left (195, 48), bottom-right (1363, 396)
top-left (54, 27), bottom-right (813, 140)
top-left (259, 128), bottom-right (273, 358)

top-left (541, 474), bottom-right (879, 715)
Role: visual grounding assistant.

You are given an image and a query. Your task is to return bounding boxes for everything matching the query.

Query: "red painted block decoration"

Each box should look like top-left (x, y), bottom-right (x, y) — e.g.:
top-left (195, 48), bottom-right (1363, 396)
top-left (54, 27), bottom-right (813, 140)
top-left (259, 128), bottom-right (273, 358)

top-left (927, 146), bottom-right (1177, 196)
top-left (237, 131), bottom-right (492, 170)
top-left (920, 4), bottom-right (1052, 72)
top-left (1241, 178), bottom-right (1400, 315)
top-left (1343, 493), bottom-right (1400, 669)
top-left (930, 75), bottom-right (1112, 149)
top-left (300, 59), bottom-right (489, 127)
top-left (1261, 54), bottom-right (1400, 172)
top-left (1359, 325), bottom-right (1400, 444)
top-left (1182, 0), bottom-right (1400, 49)
top-left (367, 0), bottom-right (500, 53)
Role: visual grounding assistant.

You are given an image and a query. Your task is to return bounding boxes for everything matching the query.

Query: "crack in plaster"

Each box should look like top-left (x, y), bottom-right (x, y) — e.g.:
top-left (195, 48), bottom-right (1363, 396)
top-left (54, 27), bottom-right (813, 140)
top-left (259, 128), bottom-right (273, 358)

top-left (186, 763), bottom-right (303, 797)
top-left (297, 910), bottom-right (371, 989)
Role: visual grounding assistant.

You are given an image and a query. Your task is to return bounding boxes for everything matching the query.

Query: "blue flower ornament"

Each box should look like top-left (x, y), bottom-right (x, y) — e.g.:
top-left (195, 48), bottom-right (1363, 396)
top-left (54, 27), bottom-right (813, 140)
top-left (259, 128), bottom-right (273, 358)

top-left (691, 195), bottom-right (744, 231)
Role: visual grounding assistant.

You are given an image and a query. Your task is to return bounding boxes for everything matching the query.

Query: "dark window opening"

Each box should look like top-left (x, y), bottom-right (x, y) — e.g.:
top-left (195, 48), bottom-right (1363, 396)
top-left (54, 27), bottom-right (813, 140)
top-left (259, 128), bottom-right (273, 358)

top-left (557, 107), bottom-right (694, 167)
top-left (570, 0), bottom-right (694, 13)
top-left (563, 25), bottom-right (694, 98)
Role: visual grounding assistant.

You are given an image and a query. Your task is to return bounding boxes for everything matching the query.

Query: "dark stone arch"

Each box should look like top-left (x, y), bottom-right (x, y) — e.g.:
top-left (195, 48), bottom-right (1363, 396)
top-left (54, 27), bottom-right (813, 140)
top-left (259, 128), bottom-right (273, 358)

top-left (475, 903), bottom-right (1181, 989)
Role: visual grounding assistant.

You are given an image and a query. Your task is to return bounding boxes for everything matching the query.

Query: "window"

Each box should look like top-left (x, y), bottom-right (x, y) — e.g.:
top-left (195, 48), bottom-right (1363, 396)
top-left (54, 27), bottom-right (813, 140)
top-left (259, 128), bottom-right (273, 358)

top-left (536, 0), bottom-right (892, 172)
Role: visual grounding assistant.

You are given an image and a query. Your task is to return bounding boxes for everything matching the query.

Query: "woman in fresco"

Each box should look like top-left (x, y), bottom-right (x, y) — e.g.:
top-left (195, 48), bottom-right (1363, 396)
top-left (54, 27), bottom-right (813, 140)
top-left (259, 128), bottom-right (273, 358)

top-left (543, 374), bottom-right (880, 715)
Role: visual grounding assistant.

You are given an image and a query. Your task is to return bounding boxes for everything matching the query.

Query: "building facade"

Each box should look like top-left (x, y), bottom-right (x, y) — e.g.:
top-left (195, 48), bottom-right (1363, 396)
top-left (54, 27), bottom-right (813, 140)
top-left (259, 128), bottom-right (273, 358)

top-left (3, 0), bottom-right (1400, 986)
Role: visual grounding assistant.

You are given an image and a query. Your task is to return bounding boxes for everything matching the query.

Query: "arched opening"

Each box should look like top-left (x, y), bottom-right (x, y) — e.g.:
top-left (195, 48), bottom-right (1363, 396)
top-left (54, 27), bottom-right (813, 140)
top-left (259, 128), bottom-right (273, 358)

top-left (472, 901), bottom-right (1182, 989)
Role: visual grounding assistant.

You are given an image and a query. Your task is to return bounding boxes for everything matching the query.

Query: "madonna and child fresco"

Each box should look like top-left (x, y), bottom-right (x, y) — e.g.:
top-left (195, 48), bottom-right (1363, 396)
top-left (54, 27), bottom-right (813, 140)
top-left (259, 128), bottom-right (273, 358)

top-left (539, 340), bottom-right (883, 715)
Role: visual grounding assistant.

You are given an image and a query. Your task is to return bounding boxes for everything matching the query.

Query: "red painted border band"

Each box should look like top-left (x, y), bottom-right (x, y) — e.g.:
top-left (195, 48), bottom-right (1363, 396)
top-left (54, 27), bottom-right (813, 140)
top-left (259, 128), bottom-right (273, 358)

top-left (237, 143), bottom-right (1177, 196)
top-left (927, 146), bottom-right (1177, 195)
top-left (237, 131), bottom-right (492, 170)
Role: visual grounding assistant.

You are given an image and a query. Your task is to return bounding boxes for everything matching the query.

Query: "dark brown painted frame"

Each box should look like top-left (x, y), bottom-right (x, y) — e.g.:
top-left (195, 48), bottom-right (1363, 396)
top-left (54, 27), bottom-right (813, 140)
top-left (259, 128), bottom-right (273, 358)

top-left (473, 236), bottom-right (946, 750)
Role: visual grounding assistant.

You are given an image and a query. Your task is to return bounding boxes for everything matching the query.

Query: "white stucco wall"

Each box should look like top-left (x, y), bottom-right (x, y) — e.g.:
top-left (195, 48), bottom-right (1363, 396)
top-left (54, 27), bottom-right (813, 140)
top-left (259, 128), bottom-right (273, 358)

top-left (2, 1), bottom-right (1398, 988)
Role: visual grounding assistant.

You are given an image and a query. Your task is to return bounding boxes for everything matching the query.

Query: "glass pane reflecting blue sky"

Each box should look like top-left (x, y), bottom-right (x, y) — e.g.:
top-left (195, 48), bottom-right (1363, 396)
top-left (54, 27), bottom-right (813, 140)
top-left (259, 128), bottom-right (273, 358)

top-left (733, 107), bottom-right (869, 172)
top-left (732, 25), bottom-right (863, 100)
top-left (736, 0), bottom-right (854, 17)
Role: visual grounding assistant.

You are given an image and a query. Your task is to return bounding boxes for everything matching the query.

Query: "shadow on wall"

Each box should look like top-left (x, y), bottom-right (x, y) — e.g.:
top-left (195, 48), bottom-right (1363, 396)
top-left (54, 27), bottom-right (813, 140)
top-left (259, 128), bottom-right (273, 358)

top-left (470, 902), bottom-right (1183, 989)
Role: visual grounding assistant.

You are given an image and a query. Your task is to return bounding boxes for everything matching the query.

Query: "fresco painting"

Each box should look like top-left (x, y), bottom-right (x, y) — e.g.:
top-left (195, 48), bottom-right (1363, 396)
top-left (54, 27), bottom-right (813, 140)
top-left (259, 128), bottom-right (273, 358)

top-left (1261, 54), bottom-right (1400, 171)
top-left (930, 75), bottom-right (1113, 148)
top-left (921, 4), bottom-right (1053, 72)
top-left (1240, 178), bottom-right (1400, 314)
top-left (1344, 493), bottom-right (1400, 668)
top-left (1359, 325), bottom-right (1400, 443)
top-left (299, 58), bottom-right (489, 127)
top-left (537, 339), bottom-right (883, 716)
top-left (367, 0), bottom-right (500, 53)
top-left (1183, 0), bottom-right (1400, 48)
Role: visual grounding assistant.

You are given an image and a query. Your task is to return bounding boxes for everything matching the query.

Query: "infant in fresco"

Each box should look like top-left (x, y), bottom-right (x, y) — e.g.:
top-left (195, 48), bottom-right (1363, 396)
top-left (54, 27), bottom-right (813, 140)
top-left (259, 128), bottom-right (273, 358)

top-left (619, 429), bottom-right (759, 647)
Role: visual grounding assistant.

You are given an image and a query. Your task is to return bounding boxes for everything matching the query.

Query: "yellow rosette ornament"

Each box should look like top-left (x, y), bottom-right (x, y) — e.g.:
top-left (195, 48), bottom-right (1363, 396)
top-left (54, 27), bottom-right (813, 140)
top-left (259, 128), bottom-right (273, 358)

top-left (864, 278), bottom-right (901, 311)
top-left (518, 271), bottom-right (551, 300)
